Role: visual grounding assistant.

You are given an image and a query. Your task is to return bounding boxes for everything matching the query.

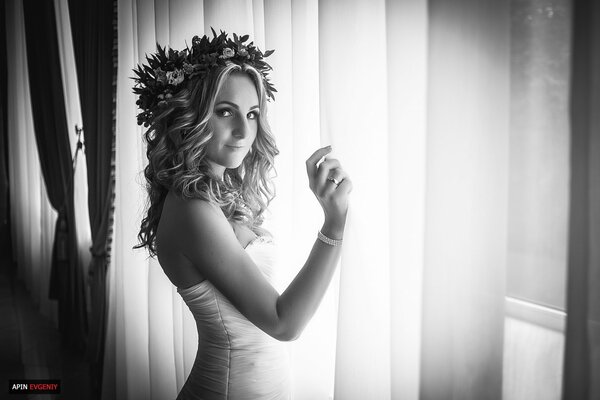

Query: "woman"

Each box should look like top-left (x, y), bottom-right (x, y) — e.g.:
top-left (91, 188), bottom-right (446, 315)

top-left (134, 31), bottom-right (351, 399)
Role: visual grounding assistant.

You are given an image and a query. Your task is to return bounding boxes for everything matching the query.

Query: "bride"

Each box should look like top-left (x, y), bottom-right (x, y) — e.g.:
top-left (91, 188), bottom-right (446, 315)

top-left (134, 30), bottom-right (352, 399)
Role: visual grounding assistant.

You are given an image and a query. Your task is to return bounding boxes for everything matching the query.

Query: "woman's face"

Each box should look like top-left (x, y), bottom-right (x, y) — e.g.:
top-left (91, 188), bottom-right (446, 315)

top-left (206, 71), bottom-right (260, 177)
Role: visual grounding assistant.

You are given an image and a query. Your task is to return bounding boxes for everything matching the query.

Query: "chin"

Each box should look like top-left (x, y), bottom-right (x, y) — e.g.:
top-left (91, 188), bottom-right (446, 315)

top-left (220, 156), bottom-right (248, 170)
top-left (225, 162), bottom-right (244, 170)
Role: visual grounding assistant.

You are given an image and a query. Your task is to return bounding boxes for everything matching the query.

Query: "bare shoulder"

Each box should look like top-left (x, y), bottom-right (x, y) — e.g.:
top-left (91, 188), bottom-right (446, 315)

top-left (160, 191), bottom-right (225, 244)
top-left (156, 193), bottom-right (218, 286)
top-left (162, 190), bottom-right (219, 218)
top-left (159, 191), bottom-right (241, 264)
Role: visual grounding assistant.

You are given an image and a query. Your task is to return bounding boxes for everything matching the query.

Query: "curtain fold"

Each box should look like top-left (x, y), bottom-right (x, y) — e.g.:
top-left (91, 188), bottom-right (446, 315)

top-left (420, 0), bottom-right (509, 399)
top-left (67, 0), bottom-right (117, 396)
top-left (562, 0), bottom-right (600, 398)
top-left (0, 0), bottom-right (9, 266)
top-left (6, 0), bottom-right (58, 325)
top-left (22, 0), bottom-right (87, 350)
top-left (53, 0), bottom-right (94, 303)
top-left (318, 1), bottom-right (392, 398)
top-left (386, 1), bottom-right (428, 398)
top-left (108, 2), bottom-right (154, 398)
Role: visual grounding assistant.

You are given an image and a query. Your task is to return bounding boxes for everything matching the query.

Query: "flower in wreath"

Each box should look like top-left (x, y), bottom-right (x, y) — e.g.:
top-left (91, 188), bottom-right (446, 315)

top-left (221, 47), bottom-right (235, 59)
top-left (155, 68), bottom-right (167, 84)
top-left (182, 62), bottom-right (194, 75)
top-left (166, 69), bottom-right (184, 85)
top-left (238, 47), bottom-right (249, 58)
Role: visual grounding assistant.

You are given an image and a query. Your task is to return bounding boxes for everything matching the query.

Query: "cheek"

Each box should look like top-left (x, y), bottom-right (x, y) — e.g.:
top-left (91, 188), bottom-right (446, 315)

top-left (206, 135), bottom-right (225, 161)
top-left (250, 121), bottom-right (259, 141)
top-left (206, 138), bottom-right (218, 156)
top-left (207, 121), bottom-right (228, 146)
top-left (210, 119), bottom-right (228, 138)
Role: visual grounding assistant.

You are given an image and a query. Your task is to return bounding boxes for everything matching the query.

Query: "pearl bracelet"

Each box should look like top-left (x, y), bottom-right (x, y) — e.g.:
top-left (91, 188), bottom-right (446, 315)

top-left (317, 230), bottom-right (343, 247)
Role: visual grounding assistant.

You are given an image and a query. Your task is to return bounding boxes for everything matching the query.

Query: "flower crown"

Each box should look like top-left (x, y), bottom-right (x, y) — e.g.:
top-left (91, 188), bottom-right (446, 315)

top-left (132, 29), bottom-right (276, 127)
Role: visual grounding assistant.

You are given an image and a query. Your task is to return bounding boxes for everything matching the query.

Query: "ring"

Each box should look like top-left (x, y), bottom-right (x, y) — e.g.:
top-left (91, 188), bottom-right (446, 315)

top-left (327, 177), bottom-right (341, 186)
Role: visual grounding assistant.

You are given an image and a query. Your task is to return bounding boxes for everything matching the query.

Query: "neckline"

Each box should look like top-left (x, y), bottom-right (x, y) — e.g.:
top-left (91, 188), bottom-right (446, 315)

top-left (243, 235), bottom-right (273, 250)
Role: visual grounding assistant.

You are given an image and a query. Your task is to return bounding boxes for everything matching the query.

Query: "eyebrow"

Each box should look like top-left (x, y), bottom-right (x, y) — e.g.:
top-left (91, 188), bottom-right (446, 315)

top-left (215, 101), bottom-right (259, 111)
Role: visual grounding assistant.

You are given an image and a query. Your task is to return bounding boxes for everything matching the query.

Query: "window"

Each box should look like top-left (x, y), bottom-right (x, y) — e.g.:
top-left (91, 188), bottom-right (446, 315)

top-left (508, 0), bottom-right (572, 311)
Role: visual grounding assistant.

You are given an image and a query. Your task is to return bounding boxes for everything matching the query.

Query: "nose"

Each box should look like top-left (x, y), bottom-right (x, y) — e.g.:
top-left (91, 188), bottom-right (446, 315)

top-left (232, 114), bottom-right (251, 139)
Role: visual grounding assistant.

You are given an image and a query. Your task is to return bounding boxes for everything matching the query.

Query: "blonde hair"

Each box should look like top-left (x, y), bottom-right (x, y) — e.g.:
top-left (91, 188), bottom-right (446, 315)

top-left (136, 62), bottom-right (278, 257)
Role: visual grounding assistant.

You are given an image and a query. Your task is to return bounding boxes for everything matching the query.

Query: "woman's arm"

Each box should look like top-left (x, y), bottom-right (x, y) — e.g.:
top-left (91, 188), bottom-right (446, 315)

top-left (275, 225), bottom-right (343, 340)
top-left (173, 146), bottom-right (352, 341)
top-left (275, 145), bottom-right (351, 340)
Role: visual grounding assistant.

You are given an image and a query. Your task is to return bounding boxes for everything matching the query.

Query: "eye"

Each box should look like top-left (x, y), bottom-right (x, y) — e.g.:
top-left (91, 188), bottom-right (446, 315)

top-left (247, 111), bottom-right (259, 120)
top-left (216, 109), bottom-right (232, 117)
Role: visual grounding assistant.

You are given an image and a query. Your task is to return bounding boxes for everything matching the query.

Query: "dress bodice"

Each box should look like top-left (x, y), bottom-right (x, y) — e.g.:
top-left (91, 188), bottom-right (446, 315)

top-left (176, 237), bottom-right (291, 400)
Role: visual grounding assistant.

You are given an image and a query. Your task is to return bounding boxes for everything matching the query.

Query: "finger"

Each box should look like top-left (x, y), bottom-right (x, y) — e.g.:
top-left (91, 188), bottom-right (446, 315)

top-left (316, 159), bottom-right (341, 188)
top-left (306, 145), bottom-right (332, 179)
top-left (329, 167), bottom-right (345, 183)
top-left (336, 176), bottom-right (353, 194)
top-left (323, 167), bottom-right (346, 193)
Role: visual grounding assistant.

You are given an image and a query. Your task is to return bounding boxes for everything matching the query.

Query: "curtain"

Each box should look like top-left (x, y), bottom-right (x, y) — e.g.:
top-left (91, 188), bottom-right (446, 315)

top-left (67, 0), bottom-right (117, 395)
top-left (5, 0), bottom-right (93, 329)
top-left (104, 1), bottom-right (534, 400)
top-left (107, 2), bottom-right (337, 399)
top-left (22, 0), bottom-right (87, 350)
top-left (385, 1), bottom-right (428, 398)
top-left (319, 1), bottom-right (393, 398)
top-left (562, 0), bottom-right (600, 398)
top-left (0, 0), bottom-right (9, 265)
top-left (53, 0), bottom-right (93, 287)
top-left (5, 0), bottom-right (58, 322)
top-left (420, 1), bottom-right (509, 399)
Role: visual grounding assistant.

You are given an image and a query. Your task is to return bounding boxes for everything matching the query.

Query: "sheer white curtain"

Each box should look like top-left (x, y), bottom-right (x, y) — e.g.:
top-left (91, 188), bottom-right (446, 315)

top-left (107, 2), bottom-right (334, 399)
top-left (107, 0), bottom-right (509, 399)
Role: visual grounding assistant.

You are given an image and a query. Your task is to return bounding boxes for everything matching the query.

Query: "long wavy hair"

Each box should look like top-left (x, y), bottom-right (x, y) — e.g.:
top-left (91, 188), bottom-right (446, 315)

top-left (135, 62), bottom-right (279, 257)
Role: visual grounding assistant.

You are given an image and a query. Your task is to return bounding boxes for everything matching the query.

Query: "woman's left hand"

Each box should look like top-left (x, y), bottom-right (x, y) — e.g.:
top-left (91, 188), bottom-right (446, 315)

top-left (305, 146), bottom-right (353, 238)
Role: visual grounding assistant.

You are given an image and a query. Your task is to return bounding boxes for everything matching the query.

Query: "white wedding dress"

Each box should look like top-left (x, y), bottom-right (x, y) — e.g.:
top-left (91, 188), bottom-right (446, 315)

top-left (176, 237), bottom-right (291, 400)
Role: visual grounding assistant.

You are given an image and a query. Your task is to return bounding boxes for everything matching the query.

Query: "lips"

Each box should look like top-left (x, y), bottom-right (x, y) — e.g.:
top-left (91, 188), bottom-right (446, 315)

top-left (225, 144), bottom-right (245, 150)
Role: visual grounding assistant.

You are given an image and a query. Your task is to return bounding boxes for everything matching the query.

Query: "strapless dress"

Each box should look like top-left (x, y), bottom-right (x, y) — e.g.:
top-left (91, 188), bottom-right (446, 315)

top-left (176, 237), bottom-right (291, 400)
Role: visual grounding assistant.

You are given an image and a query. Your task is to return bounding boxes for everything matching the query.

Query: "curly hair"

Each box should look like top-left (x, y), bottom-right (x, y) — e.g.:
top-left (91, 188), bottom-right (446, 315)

top-left (135, 62), bottom-right (278, 257)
